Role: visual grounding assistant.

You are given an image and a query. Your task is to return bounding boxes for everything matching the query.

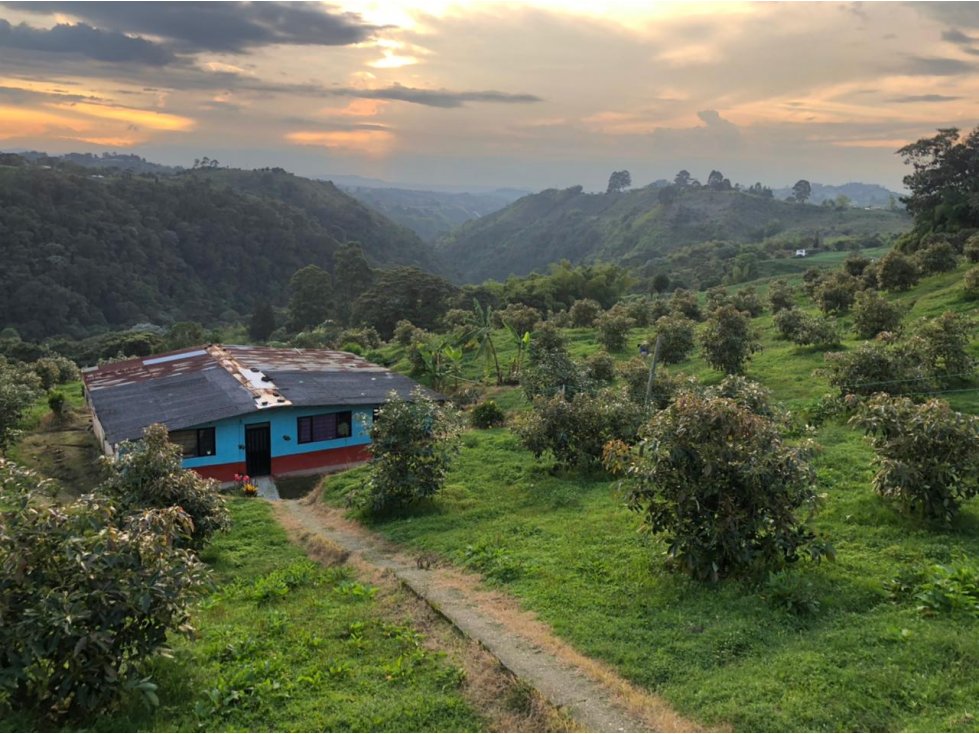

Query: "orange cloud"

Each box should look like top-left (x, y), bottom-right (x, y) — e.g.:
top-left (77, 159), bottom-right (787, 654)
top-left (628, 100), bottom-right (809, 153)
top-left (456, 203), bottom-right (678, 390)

top-left (0, 105), bottom-right (87, 139)
top-left (47, 102), bottom-right (195, 131)
top-left (285, 129), bottom-right (394, 156)
top-left (318, 99), bottom-right (387, 117)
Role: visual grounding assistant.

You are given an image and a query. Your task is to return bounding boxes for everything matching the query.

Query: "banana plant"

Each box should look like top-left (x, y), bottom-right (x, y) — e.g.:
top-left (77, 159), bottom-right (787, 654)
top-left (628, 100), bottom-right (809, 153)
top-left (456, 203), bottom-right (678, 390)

top-left (460, 298), bottom-right (503, 385)
top-left (503, 320), bottom-right (531, 383)
top-left (417, 338), bottom-right (463, 391)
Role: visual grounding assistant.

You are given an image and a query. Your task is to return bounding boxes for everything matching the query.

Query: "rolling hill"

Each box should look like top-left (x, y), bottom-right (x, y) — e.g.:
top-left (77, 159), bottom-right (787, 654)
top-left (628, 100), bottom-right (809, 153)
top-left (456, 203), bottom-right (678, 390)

top-left (437, 184), bottom-right (911, 283)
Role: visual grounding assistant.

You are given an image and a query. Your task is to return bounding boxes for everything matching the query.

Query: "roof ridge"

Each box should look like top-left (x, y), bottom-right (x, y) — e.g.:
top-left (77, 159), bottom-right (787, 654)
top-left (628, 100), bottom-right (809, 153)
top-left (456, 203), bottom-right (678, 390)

top-left (207, 344), bottom-right (292, 411)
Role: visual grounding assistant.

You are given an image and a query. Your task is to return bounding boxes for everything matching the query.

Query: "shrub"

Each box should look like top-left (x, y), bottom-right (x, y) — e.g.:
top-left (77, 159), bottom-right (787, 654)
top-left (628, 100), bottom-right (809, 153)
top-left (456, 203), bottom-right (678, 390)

top-left (361, 388), bottom-right (460, 513)
top-left (852, 395), bottom-right (979, 522)
top-left (767, 279), bottom-right (796, 313)
top-left (914, 241), bottom-right (959, 274)
top-left (393, 319), bottom-right (418, 346)
top-left (547, 309), bottom-right (572, 328)
top-left (624, 393), bottom-right (830, 581)
top-left (876, 250), bottom-right (919, 291)
top-left (773, 308), bottom-right (806, 341)
top-left (775, 309), bottom-right (839, 348)
top-left (440, 308), bottom-right (474, 331)
top-left (617, 358), bottom-right (698, 408)
top-left (31, 358), bottom-right (62, 391)
top-left (652, 315), bottom-right (696, 364)
top-left (569, 298), bottom-right (602, 327)
top-left (964, 233), bottom-right (979, 263)
top-left (594, 306), bottom-right (636, 352)
top-left (338, 326), bottom-right (382, 350)
top-left (513, 388), bottom-right (645, 471)
top-left (705, 286), bottom-right (730, 312)
top-left (823, 342), bottom-right (925, 396)
top-left (964, 266), bottom-right (979, 300)
top-left (100, 424), bottom-right (230, 551)
top-left (706, 375), bottom-right (778, 418)
top-left (815, 272), bottom-right (858, 315)
top-left (621, 297), bottom-right (653, 327)
top-left (843, 252), bottom-right (871, 277)
top-left (731, 286), bottom-right (764, 317)
top-left (648, 297), bottom-right (671, 321)
top-left (0, 358), bottom-right (42, 452)
top-left (585, 350), bottom-right (616, 383)
top-left (470, 400), bottom-right (505, 428)
top-left (699, 305), bottom-right (759, 374)
top-left (528, 321), bottom-right (566, 362)
top-left (496, 303), bottom-right (542, 337)
top-left (852, 290), bottom-right (903, 339)
top-left (522, 349), bottom-right (586, 401)
top-left (0, 460), bottom-right (209, 721)
top-left (914, 559), bottom-right (979, 617)
top-left (47, 390), bottom-right (66, 417)
top-left (907, 311), bottom-right (975, 385)
top-left (669, 289), bottom-right (702, 321)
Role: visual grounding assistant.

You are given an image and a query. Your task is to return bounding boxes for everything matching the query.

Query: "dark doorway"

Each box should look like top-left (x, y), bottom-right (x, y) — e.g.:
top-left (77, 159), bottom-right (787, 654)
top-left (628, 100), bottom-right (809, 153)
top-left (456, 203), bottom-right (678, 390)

top-left (245, 423), bottom-right (271, 476)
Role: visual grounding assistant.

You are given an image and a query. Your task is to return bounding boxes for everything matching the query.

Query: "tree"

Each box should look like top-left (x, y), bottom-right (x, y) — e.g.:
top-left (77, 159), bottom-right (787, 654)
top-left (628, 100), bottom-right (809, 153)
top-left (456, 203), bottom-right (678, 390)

top-left (674, 170), bottom-right (692, 187)
top-left (569, 298), bottom-right (602, 327)
top-left (351, 267), bottom-right (458, 339)
top-left (852, 395), bottom-right (979, 522)
top-left (908, 311), bottom-right (975, 385)
top-left (332, 243), bottom-right (375, 325)
top-left (594, 305), bottom-right (636, 352)
top-left (876, 251), bottom-right (919, 291)
top-left (461, 299), bottom-right (504, 385)
top-left (700, 305), bottom-right (759, 374)
top-left (606, 170), bottom-right (632, 194)
top-left (248, 301), bottom-right (276, 342)
top-left (792, 179), bottom-right (812, 204)
top-left (814, 272), bottom-right (858, 315)
top-left (622, 392), bottom-right (830, 581)
top-left (706, 170), bottom-right (731, 191)
top-left (360, 388), bottom-right (460, 514)
top-left (287, 265), bottom-right (333, 331)
top-left (653, 315), bottom-right (696, 364)
top-left (767, 279), bottom-right (796, 313)
top-left (852, 290), bottom-right (903, 339)
top-left (651, 272), bottom-right (671, 294)
top-left (0, 359), bottom-right (41, 453)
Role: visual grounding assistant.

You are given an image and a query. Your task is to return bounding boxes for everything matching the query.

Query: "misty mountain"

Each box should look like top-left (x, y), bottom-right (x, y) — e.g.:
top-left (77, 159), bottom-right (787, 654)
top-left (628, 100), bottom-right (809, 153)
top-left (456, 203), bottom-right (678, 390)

top-left (13, 150), bottom-right (183, 175)
top-left (437, 183), bottom-right (911, 283)
top-left (0, 157), bottom-right (440, 340)
top-left (340, 186), bottom-right (527, 242)
top-left (772, 181), bottom-right (903, 208)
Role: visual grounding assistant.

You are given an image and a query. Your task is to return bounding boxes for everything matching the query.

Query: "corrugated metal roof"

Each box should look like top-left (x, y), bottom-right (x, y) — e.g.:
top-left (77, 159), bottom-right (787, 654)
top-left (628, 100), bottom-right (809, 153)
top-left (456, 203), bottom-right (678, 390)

top-left (84, 344), bottom-right (429, 445)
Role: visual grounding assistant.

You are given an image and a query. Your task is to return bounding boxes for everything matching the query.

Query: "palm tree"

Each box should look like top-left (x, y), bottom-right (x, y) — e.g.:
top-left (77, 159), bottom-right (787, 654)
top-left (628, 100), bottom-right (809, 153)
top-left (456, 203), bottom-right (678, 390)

top-left (461, 299), bottom-right (503, 385)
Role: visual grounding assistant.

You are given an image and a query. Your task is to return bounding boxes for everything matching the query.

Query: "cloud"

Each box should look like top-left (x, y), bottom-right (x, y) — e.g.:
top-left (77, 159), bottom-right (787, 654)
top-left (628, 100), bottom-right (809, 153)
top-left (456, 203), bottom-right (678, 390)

top-left (887, 94), bottom-right (963, 103)
top-left (5, 2), bottom-right (377, 53)
top-left (327, 84), bottom-right (542, 108)
top-left (901, 55), bottom-right (977, 75)
top-left (0, 19), bottom-right (174, 64)
top-left (915, 2), bottom-right (979, 30)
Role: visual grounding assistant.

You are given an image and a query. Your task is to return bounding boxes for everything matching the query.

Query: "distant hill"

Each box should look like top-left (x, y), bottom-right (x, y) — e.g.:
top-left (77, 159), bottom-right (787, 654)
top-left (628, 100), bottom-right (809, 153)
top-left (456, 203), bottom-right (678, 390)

top-left (14, 150), bottom-right (182, 174)
top-left (0, 158), bottom-right (440, 340)
top-left (340, 186), bottom-right (526, 242)
top-left (437, 184), bottom-right (911, 283)
top-left (772, 181), bottom-right (902, 209)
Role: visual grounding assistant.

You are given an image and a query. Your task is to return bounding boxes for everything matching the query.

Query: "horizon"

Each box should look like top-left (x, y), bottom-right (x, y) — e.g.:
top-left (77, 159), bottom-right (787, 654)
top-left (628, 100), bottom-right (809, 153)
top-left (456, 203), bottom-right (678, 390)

top-left (2, 2), bottom-right (978, 190)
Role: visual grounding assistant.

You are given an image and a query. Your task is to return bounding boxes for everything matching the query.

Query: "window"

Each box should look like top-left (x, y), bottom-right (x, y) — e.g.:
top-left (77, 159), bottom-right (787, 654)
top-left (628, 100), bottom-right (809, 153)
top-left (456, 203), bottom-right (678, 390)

top-left (297, 411), bottom-right (352, 444)
top-left (169, 427), bottom-right (216, 458)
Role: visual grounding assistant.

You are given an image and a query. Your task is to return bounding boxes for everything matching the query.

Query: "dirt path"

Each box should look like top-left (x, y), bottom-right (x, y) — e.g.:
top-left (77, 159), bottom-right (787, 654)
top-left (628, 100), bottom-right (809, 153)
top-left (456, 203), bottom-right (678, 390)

top-left (275, 497), bottom-right (700, 734)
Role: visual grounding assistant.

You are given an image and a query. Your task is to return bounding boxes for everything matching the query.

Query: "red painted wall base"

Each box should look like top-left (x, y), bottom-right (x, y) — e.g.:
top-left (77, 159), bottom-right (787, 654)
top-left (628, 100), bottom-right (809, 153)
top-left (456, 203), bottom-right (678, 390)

top-left (189, 444), bottom-right (372, 484)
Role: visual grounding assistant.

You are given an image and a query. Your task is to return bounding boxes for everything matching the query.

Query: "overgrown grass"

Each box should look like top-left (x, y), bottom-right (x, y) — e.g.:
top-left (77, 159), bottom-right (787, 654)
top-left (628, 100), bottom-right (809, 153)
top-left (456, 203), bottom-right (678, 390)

top-left (324, 264), bottom-right (979, 731)
top-left (44, 500), bottom-right (484, 733)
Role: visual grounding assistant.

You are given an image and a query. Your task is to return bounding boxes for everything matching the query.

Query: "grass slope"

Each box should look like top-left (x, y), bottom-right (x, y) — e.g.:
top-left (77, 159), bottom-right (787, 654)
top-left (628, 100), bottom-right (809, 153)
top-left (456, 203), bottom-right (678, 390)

top-left (324, 263), bottom-right (979, 731)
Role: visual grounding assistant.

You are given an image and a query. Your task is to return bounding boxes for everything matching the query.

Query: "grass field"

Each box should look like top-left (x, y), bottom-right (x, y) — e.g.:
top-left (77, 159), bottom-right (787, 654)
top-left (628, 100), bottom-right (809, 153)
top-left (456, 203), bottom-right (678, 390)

top-left (324, 262), bottom-right (979, 731)
top-left (1, 500), bottom-right (485, 732)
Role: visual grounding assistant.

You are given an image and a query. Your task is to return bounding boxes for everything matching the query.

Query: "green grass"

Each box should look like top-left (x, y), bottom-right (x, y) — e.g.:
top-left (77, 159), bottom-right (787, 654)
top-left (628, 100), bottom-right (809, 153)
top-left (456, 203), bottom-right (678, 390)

top-left (323, 264), bottom-right (979, 731)
top-left (45, 500), bottom-right (484, 733)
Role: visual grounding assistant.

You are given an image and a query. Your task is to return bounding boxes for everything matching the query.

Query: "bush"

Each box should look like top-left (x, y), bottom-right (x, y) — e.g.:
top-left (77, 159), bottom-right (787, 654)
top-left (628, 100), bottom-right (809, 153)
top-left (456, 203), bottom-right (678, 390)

top-left (521, 348), bottom-right (586, 401)
top-left (393, 319), bottom-right (418, 346)
top-left (624, 393), bottom-right (830, 581)
top-left (594, 306), bottom-right (636, 352)
top-left (496, 303), bottom-right (542, 337)
top-left (47, 390), bottom-right (66, 417)
top-left (569, 299), bottom-right (602, 327)
top-left (617, 358), bottom-right (698, 408)
top-left (852, 290), bottom-right (903, 339)
top-left (767, 279), bottom-right (796, 313)
top-left (852, 395), bottom-right (979, 522)
top-left (100, 425), bottom-right (230, 551)
top-left (773, 308), bottom-right (806, 341)
top-left (914, 559), bottom-right (979, 617)
top-left (823, 341), bottom-right (925, 396)
top-left (731, 286), bottom-right (764, 317)
top-left (964, 233), bottom-right (979, 263)
top-left (440, 308), bottom-right (474, 331)
top-left (528, 321), bottom-right (566, 361)
top-left (513, 388), bottom-right (645, 471)
top-left (669, 289), bottom-right (702, 321)
top-left (585, 350), bottom-right (616, 383)
top-left (652, 315), bottom-right (696, 364)
top-left (774, 309), bottom-right (839, 348)
top-left (964, 266), bottom-right (979, 299)
top-left (0, 460), bottom-right (209, 721)
top-left (815, 272), bottom-right (859, 315)
top-left (843, 253), bottom-right (871, 277)
top-left (764, 570), bottom-right (821, 616)
top-left (470, 400), bottom-right (505, 428)
top-left (338, 326), bottom-right (382, 350)
top-left (361, 388), bottom-right (460, 513)
top-left (0, 358), bottom-right (42, 452)
top-left (877, 251), bottom-right (919, 291)
top-left (914, 241), bottom-right (959, 274)
top-left (621, 297), bottom-right (653, 327)
top-left (706, 375), bottom-right (778, 418)
top-left (699, 305), bottom-right (759, 374)
top-left (908, 311), bottom-right (975, 385)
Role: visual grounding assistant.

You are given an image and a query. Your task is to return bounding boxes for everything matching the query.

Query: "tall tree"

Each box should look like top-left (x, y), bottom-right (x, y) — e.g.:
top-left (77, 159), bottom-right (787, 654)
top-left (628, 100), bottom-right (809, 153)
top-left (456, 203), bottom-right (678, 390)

top-left (674, 170), bottom-right (692, 187)
top-left (792, 179), bottom-right (812, 204)
top-left (606, 170), bottom-right (632, 194)
top-left (287, 265), bottom-right (333, 331)
top-left (332, 243), bottom-right (375, 325)
top-left (248, 301), bottom-right (276, 342)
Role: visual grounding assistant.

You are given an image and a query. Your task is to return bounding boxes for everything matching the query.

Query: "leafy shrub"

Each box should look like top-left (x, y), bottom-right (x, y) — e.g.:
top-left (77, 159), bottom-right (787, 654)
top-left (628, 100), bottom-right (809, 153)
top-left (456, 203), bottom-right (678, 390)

top-left (585, 350), bottom-right (616, 383)
top-left (876, 251), bottom-right (919, 291)
top-left (547, 309), bottom-right (572, 328)
top-left (823, 341), bottom-right (925, 396)
top-left (767, 279), bottom-right (796, 313)
top-left (699, 305), bottom-right (760, 374)
top-left (775, 309), bottom-right (840, 348)
top-left (705, 286), bottom-right (730, 312)
top-left (527, 321), bottom-right (566, 361)
top-left (496, 303), bottom-right (542, 337)
top-left (652, 315), bottom-right (696, 364)
top-left (907, 311), bottom-right (975, 385)
top-left (706, 375), bottom-right (778, 418)
top-left (914, 241), bottom-right (959, 274)
top-left (101, 424), bottom-right (230, 551)
top-left (338, 326), bottom-right (382, 350)
top-left (0, 460), bottom-right (209, 721)
top-left (852, 290), bottom-right (904, 339)
top-left (914, 560), bottom-right (979, 617)
top-left (440, 308), bottom-right (474, 331)
top-left (617, 359), bottom-right (697, 408)
top-left (340, 341), bottom-right (364, 355)
top-left (393, 319), bottom-right (418, 346)
top-left (964, 233), bottom-right (979, 263)
top-left (513, 388), bottom-right (645, 471)
top-left (521, 347), bottom-right (586, 401)
top-left (773, 308), bottom-right (806, 341)
top-left (569, 298), bottom-right (602, 327)
top-left (0, 358), bottom-right (42, 452)
top-left (360, 388), bottom-right (461, 513)
top-left (31, 358), bottom-right (62, 391)
top-left (964, 266), bottom-right (979, 299)
top-left (815, 272), bottom-right (858, 315)
top-left (594, 306), bottom-right (636, 352)
top-left (843, 252), bottom-right (871, 277)
top-left (852, 395), bottom-right (979, 521)
top-left (47, 390), bottom-right (66, 417)
top-left (669, 289), bottom-right (702, 321)
top-left (470, 400), bottom-right (506, 428)
top-left (624, 393), bottom-right (831, 581)
top-left (621, 297), bottom-right (653, 326)
top-left (731, 286), bottom-right (764, 317)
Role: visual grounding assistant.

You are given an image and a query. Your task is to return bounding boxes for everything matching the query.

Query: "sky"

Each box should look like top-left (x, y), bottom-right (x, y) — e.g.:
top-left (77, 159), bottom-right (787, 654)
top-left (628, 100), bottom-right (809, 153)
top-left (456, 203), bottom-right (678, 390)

top-left (1, 1), bottom-right (978, 192)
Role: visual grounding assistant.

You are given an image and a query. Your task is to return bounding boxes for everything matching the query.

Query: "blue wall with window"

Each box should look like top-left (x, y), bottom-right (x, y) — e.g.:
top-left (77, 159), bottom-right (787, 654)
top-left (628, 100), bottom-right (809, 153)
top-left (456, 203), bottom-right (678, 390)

top-left (179, 405), bottom-right (374, 470)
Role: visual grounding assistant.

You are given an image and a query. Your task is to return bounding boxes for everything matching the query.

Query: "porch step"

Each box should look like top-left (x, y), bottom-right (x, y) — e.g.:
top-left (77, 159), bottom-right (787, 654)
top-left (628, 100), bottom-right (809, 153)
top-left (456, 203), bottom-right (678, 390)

top-left (252, 476), bottom-right (280, 500)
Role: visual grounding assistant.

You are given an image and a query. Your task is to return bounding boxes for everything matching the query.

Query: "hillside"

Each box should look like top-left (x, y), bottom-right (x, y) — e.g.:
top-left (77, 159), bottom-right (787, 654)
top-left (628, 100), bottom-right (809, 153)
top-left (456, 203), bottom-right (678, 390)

top-left (772, 181), bottom-right (902, 208)
top-left (341, 186), bottom-right (525, 243)
top-left (437, 184), bottom-right (911, 283)
top-left (0, 160), bottom-right (439, 341)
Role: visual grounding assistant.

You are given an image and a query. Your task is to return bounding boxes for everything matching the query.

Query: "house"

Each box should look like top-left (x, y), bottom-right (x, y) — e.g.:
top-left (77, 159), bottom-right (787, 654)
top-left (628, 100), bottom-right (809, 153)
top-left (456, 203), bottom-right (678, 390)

top-left (794, 248), bottom-right (807, 257)
top-left (83, 344), bottom-right (426, 483)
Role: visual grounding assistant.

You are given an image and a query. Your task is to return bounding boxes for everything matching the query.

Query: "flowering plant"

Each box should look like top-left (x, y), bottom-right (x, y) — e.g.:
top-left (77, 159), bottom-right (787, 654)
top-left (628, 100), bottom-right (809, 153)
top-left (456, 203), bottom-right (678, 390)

top-left (233, 473), bottom-right (257, 497)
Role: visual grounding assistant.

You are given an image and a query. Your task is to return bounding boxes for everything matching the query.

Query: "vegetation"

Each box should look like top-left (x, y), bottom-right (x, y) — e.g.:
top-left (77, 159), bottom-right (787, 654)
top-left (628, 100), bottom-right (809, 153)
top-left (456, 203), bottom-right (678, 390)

top-left (699, 305), bottom-right (759, 374)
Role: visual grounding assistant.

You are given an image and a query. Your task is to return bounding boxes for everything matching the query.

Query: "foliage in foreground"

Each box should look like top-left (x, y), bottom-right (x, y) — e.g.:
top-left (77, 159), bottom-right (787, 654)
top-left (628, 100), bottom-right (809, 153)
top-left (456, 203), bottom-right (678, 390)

top-left (622, 393), bottom-right (831, 581)
top-left (359, 388), bottom-right (461, 514)
top-left (0, 460), bottom-right (209, 721)
top-left (101, 424), bottom-right (230, 551)
top-left (852, 395), bottom-right (979, 522)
